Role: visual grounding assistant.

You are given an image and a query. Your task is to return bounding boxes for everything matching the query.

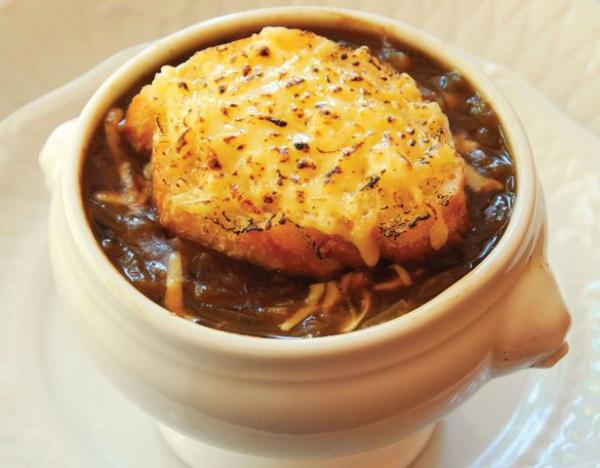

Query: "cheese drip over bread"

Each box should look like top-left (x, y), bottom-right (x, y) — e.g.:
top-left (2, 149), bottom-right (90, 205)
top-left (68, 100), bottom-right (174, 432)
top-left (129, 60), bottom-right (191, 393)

top-left (124, 27), bottom-right (467, 278)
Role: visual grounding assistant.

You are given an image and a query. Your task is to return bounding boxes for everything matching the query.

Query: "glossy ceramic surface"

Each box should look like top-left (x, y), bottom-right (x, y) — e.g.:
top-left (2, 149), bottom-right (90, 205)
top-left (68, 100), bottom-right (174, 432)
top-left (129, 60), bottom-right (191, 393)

top-left (39, 5), bottom-right (568, 465)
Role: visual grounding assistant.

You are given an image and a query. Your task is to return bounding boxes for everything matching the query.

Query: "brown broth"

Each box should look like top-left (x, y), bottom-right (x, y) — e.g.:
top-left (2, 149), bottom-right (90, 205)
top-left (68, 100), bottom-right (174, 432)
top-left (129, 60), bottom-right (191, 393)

top-left (81, 29), bottom-right (515, 338)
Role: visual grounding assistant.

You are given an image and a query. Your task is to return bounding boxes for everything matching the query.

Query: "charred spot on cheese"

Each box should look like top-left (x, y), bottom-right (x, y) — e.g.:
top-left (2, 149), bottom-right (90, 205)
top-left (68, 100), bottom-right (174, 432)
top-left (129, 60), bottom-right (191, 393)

top-left (124, 27), bottom-right (467, 275)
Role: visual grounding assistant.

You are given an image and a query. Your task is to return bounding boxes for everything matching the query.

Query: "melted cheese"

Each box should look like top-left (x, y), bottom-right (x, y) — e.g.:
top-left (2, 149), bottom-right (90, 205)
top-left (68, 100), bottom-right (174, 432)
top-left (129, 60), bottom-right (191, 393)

top-left (145, 27), bottom-right (463, 265)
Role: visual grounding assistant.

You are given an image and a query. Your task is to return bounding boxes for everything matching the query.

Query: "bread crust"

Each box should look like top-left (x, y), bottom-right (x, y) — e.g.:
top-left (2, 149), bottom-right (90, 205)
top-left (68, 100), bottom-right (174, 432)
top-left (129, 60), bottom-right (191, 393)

top-left (153, 187), bottom-right (467, 279)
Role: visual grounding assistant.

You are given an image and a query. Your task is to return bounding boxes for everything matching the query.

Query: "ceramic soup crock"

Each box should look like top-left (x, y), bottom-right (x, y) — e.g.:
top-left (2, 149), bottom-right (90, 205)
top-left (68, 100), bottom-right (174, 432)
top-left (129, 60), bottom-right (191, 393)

top-left (39, 7), bottom-right (570, 468)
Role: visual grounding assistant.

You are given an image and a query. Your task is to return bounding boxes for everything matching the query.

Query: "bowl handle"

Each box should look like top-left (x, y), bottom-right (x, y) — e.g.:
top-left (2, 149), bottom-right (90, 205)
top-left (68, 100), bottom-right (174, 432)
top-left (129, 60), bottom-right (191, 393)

top-left (491, 235), bottom-right (571, 373)
top-left (39, 119), bottom-right (78, 193)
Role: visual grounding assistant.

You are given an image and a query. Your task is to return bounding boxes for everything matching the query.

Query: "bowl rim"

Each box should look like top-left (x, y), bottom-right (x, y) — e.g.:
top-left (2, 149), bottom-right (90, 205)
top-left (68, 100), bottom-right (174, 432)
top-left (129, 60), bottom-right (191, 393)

top-left (60, 6), bottom-right (537, 360)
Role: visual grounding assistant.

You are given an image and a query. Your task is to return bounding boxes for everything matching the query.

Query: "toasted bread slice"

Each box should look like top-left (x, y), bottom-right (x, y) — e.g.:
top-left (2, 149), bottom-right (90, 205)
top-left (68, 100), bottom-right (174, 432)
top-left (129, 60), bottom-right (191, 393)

top-left (123, 27), bottom-right (467, 279)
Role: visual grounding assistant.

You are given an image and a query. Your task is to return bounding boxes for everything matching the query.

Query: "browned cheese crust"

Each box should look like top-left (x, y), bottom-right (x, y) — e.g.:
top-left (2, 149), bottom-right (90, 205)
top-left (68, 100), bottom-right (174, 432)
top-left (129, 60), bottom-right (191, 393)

top-left (123, 27), bottom-right (468, 279)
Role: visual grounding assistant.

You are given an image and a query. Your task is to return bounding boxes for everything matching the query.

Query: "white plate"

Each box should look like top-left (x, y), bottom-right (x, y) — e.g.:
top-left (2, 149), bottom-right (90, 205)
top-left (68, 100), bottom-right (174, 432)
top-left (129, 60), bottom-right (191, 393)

top-left (0, 2), bottom-right (599, 468)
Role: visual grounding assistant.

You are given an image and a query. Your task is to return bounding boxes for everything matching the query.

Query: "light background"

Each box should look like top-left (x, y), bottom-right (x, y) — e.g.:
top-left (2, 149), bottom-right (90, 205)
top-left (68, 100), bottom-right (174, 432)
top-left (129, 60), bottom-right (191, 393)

top-left (0, 0), bottom-right (598, 133)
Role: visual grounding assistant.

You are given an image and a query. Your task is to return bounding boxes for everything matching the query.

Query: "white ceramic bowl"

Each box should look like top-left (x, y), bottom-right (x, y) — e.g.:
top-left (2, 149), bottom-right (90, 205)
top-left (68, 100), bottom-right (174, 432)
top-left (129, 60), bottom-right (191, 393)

top-left (39, 7), bottom-right (571, 467)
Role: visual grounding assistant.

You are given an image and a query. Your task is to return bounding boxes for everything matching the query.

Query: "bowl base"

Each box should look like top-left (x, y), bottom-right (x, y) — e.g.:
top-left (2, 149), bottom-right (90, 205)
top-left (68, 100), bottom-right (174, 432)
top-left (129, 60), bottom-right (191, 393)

top-left (157, 423), bottom-right (436, 468)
